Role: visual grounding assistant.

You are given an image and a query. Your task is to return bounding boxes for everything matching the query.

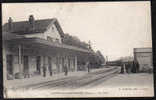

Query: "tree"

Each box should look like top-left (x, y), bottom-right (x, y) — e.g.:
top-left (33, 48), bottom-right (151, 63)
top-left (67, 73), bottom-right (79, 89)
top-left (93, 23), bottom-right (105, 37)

top-left (62, 33), bottom-right (106, 69)
top-left (88, 50), bottom-right (105, 68)
top-left (62, 33), bottom-right (90, 50)
top-left (96, 50), bottom-right (105, 65)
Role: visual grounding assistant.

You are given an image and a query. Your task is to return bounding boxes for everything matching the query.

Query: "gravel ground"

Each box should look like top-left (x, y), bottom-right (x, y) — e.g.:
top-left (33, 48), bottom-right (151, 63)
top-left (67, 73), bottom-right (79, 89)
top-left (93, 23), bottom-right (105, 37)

top-left (95, 73), bottom-right (154, 88)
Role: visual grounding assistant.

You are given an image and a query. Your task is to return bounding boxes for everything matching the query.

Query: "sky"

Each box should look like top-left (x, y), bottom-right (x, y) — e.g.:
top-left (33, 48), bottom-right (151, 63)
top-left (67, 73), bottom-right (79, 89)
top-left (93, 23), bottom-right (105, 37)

top-left (2, 2), bottom-right (152, 61)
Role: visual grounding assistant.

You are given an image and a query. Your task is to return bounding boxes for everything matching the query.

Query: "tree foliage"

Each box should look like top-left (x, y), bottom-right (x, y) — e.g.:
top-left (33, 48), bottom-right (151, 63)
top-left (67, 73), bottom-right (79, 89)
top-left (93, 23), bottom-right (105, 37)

top-left (88, 51), bottom-right (105, 68)
top-left (96, 50), bottom-right (105, 64)
top-left (62, 33), bottom-right (105, 68)
top-left (62, 33), bottom-right (90, 50)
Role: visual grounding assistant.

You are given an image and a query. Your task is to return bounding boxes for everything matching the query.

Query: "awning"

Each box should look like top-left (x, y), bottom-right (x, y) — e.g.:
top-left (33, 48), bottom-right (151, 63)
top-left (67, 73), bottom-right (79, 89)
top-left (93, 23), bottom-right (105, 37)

top-left (2, 32), bottom-right (25, 40)
top-left (5, 37), bottom-right (93, 54)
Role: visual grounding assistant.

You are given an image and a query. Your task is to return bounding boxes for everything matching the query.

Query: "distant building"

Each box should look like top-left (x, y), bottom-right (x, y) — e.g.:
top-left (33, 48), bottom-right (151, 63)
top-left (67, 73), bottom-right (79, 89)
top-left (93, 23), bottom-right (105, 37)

top-left (134, 48), bottom-right (153, 71)
top-left (3, 15), bottom-right (93, 80)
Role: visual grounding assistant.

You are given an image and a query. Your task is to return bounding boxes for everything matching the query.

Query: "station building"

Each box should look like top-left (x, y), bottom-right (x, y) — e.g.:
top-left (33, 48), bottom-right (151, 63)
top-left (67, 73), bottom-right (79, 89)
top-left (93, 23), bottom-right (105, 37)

top-left (3, 15), bottom-right (93, 80)
top-left (134, 48), bottom-right (153, 71)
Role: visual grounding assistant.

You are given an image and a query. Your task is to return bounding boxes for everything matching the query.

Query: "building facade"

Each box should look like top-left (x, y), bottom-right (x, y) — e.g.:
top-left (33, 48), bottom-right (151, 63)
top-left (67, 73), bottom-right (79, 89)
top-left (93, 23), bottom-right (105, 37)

top-left (134, 48), bottom-right (153, 71)
top-left (3, 15), bottom-right (92, 80)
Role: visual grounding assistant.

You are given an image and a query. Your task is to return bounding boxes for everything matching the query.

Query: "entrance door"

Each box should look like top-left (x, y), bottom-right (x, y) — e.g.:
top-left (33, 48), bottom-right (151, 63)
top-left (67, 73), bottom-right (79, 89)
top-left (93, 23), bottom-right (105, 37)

top-left (6, 55), bottom-right (13, 78)
top-left (23, 56), bottom-right (29, 75)
top-left (36, 56), bottom-right (41, 74)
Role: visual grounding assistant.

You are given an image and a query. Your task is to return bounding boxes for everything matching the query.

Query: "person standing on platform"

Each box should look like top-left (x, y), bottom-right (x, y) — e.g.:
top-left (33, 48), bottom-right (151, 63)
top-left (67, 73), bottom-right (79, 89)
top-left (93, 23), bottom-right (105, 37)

top-left (123, 63), bottom-right (126, 74)
top-left (64, 64), bottom-right (68, 76)
top-left (125, 62), bottom-right (129, 74)
top-left (43, 66), bottom-right (47, 77)
top-left (43, 56), bottom-right (47, 77)
top-left (49, 66), bottom-right (52, 76)
top-left (120, 63), bottom-right (124, 74)
top-left (131, 61), bottom-right (137, 73)
top-left (135, 60), bottom-right (140, 73)
top-left (132, 60), bottom-right (139, 73)
top-left (87, 61), bottom-right (90, 73)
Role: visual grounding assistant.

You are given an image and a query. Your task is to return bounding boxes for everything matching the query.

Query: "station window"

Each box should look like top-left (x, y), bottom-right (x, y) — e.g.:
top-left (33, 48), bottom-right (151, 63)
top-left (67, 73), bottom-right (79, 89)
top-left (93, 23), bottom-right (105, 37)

top-left (47, 36), bottom-right (53, 42)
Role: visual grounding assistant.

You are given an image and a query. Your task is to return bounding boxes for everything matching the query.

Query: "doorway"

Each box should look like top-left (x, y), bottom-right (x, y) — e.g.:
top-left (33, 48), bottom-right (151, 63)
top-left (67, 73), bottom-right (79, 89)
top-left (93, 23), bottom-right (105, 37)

top-left (23, 56), bottom-right (29, 76)
top-left (6, 55), bottom-right (13, 79)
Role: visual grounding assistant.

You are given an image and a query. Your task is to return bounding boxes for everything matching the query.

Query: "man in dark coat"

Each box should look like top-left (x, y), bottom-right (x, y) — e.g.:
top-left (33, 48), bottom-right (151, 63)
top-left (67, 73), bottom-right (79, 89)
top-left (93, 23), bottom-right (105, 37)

top-left (64, 64), bottom-right (68, 76)
top-left (135, 60), bottom-right (140, 73)
top-left (125, 62), bottom-right (129, 74)
top-left (127, 61), bottom-right (132, 74)
top-left (131, 61), bottom-right (136, 73)
top-left (49, 66), bottom-right (52, 76)
top-left (87, 61), bottom-right (90, 73)
top-left (120, 64), bottom-right (124, 74)
top-left (131, 60), bottom-right (140, 73)
top-left (43, 66), bottom-right (47, 77)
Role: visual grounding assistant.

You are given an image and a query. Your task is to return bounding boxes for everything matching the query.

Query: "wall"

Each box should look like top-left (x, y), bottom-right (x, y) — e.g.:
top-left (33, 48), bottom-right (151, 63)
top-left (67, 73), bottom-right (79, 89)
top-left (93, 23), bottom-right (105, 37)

top-left (134, 52), bottom-right (153, 71)
top-left (13, 55), bottom-right (20, 75)
top-left (4, 43), bottom-right (21, 77)
top-left (134, 48), bottom-right (153, 71)
top-left (44, 23), bottom-right (62, 43)
top-left (24, 33), bottom-right (46, 39)
top-left (3, 43), bottom-right (7, 83)
top-left (28, 56), bottom-right (37, 75)
top-left (51, 56), bottom-right (57, 74)
top-left (22, 23), bottom-right (62, 43)
top-left (4, 42), bottom-right (78, 79)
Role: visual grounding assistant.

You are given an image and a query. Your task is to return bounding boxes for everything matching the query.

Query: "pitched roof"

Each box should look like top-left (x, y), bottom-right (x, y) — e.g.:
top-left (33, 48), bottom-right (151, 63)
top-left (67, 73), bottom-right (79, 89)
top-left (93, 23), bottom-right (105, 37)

top-left (2, 18), bottom-right (64, 37)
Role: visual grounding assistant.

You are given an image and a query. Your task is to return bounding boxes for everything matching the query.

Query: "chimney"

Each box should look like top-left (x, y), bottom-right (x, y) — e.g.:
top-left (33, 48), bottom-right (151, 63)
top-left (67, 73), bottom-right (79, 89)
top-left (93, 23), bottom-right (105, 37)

top-left (8, 17), bottom-right (13, 31)
top-left (29, 15), bottom-right (35, 30)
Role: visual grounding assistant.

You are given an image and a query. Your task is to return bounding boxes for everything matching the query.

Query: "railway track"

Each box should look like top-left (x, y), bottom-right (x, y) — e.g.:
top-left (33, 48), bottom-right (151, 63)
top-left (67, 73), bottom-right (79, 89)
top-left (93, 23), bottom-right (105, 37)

top-left (25, 67), bottom-right (120, 90)
top-left (48, 68), bottom-right (120, 90)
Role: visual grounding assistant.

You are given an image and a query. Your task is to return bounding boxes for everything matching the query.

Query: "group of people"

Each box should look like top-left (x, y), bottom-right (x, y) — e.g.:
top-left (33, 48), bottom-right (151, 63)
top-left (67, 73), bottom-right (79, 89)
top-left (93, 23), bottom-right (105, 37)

top-left (120, 60), bottom-right (139, 74)
top-left (42, 64), bottom-right (69, 77)
top-left (41, 61), bottom-right (91, 77)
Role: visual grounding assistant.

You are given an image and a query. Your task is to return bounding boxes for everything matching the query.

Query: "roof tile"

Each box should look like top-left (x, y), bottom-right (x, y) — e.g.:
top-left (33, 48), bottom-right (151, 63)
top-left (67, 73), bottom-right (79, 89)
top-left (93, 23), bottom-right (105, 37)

top-left (3, 19), bottom-right (54, 34)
